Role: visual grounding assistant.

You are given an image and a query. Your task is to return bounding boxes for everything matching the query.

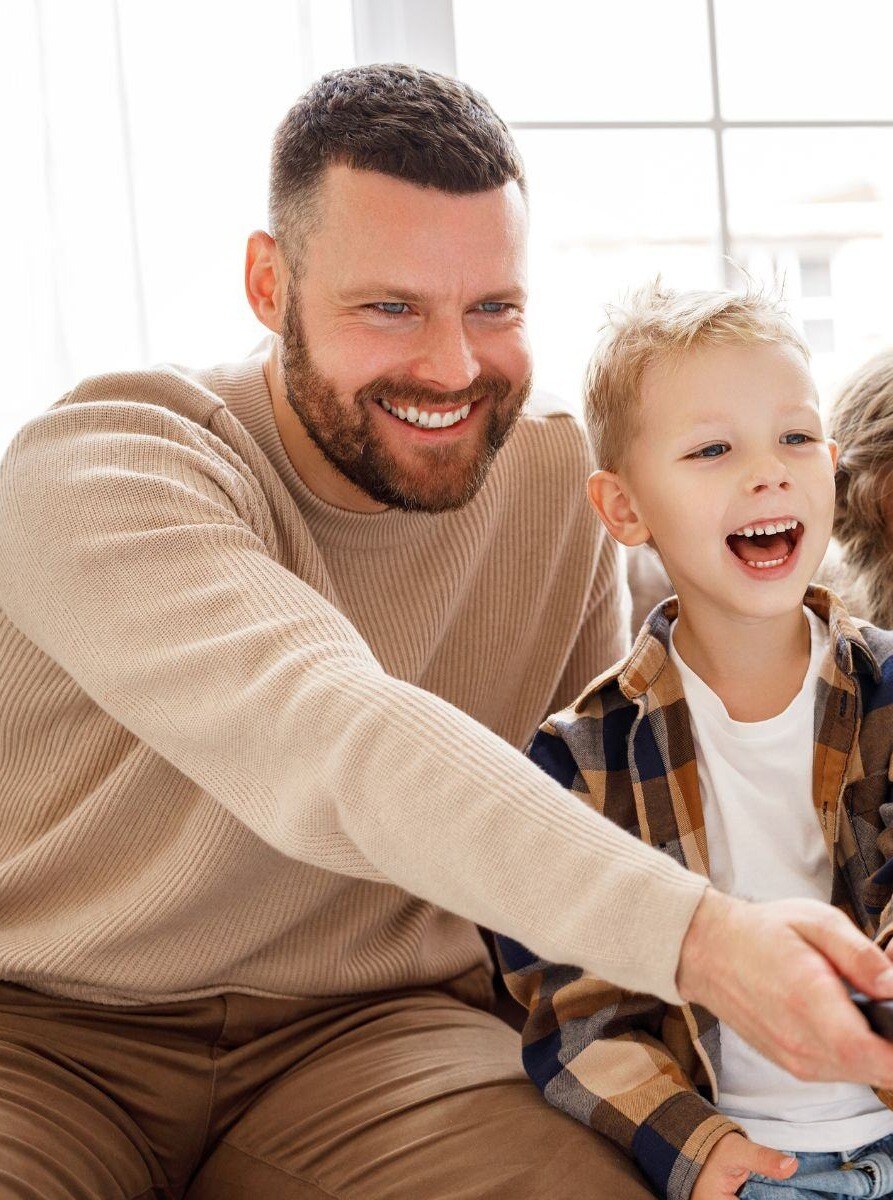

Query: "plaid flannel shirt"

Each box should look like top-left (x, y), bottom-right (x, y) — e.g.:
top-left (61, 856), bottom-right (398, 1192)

top-left (497, 586), bottom-right (893, 1200)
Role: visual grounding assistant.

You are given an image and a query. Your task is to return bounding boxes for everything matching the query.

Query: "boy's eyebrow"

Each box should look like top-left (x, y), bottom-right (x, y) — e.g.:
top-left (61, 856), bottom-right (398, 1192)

top-left (777, 402), bottom-right (822, 419)
top-left (681, 402), bottom-right (821, 435)
top-left (675, 416), bottom-right (736, 438)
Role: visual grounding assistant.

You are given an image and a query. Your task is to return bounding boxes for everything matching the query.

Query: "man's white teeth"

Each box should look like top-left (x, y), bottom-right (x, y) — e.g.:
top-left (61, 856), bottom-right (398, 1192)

top-left (732, 518), bottom-right (799, 537)
top-left (378, 399), bottom-right (472, 428)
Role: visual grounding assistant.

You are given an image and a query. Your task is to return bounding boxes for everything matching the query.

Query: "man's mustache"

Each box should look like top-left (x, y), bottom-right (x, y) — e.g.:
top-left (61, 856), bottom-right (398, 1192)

top-left (354, 374), bottom-right (514, 411)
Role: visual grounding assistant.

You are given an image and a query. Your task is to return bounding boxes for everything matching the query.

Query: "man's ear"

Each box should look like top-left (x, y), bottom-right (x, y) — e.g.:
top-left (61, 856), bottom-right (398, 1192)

top-left (587, 470), bottom-right (652, 546)
top-left (245, 231), bottom-right (289, 333)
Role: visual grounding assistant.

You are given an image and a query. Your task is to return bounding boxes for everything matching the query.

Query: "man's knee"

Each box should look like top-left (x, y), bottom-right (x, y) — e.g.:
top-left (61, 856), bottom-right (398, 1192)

top-left (0, 1041), bottom-right (166, 1200)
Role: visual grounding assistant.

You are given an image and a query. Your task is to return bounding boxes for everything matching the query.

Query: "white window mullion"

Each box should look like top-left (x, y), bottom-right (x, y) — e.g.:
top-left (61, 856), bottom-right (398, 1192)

top-left (705, 0), bottom-right (733, 284)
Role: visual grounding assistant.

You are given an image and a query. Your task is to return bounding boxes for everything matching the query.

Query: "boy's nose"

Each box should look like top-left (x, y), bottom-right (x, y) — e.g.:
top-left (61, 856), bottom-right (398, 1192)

top-left (746, 455), bottom-right (792, 493)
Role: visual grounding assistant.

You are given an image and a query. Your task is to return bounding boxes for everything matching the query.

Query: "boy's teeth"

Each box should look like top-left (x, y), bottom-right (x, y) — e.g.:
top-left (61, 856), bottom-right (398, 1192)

top-left (378, 399), bottom-right (473, 429)
top-left (746, 556), bottom-right (788, 569)
top-left (733, 518), bottom-right (798, 537)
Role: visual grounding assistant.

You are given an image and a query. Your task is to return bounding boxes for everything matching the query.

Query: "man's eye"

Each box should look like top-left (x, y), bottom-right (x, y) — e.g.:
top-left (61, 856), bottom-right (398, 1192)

top-left (475, 301), bottom-right (522, 317)
top-left (781, 432), bottom-right (814, 445)
top-left (372, 302), bottom-right (410, 316)
top-left (689, 443), bottom-right (728, 459)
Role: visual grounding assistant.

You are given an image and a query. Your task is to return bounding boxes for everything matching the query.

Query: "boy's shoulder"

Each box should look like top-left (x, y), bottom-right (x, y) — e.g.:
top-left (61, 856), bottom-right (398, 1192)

top-left (852, 619), bottom-right (893, 674)
top-left (819, 599), bottom-right (893, 781)
top-left (568, 595), bottom-right (681, 711)
top-left (540, 596), bottom-right (681, 732)
top-left (813, 586), bottom-right (893, 697)
top-left (848, 618), bottom-right (893, 726)
top-left (533, 657), bottom-right (637, 785)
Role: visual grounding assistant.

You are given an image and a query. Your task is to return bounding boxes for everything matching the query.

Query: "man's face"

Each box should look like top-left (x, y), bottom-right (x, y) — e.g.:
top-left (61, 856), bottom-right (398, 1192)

top-left (621, 341), bottom-right (837, 626)
top-left (280, 165), bottom-right (532, 512)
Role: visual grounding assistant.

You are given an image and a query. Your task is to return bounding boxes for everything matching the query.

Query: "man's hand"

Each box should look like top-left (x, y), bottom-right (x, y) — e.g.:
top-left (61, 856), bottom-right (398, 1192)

top-left (692, 1133), bottom-right (796, 1200)
top-left (677, 889), bottom-right (893, 1087)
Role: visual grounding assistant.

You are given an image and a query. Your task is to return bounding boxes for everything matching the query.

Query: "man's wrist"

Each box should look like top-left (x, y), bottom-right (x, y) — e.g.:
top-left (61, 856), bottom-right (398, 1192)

top-left (676, 887), bottom-right (742, 1003)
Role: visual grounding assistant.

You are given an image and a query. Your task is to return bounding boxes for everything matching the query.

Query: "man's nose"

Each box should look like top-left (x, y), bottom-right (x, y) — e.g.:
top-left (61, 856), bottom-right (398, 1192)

top-left (411, 318), bottom-right (481, 392)
top-left (746, 453), bottom-right (792, 493)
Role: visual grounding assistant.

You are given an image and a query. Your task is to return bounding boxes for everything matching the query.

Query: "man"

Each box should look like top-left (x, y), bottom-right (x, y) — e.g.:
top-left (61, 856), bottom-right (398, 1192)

top-left (0, 64), bottom-right (891, 1200)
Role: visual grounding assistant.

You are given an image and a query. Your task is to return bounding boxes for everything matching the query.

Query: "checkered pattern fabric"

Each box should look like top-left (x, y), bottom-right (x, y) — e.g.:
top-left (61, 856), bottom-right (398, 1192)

top-left (498, 587), bottom-right (893, 1200)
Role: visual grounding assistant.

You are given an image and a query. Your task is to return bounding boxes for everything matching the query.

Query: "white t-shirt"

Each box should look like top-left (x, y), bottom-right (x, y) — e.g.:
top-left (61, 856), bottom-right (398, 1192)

top-left (669, 608), bottom-right (893, 1153)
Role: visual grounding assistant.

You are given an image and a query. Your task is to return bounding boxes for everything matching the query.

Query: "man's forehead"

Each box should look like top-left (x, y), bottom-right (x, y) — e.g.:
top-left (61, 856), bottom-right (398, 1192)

top-left (303, 166), bottom-right (528, 296)
top-left (313, 164), bottom-right (527, 242)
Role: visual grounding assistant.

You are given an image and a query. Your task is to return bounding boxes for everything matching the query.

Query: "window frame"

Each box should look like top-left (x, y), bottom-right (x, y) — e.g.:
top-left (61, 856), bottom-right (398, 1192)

top-left (353, 0), bottom-right (893, 286)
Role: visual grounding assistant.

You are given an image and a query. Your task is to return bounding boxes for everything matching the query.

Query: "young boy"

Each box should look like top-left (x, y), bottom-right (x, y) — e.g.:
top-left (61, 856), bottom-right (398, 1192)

top-left (498, 284), bottom-right (893, 1200)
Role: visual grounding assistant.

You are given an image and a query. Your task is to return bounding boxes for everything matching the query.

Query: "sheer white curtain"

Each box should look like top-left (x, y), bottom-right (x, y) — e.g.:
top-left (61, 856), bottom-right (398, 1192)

top-left (1, 0), bottom-right (354, 453)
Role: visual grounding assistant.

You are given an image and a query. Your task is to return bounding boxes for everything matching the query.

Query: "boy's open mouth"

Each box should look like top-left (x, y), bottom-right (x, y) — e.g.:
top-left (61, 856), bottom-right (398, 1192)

top-left (725, 518), bottom-right (804, 570)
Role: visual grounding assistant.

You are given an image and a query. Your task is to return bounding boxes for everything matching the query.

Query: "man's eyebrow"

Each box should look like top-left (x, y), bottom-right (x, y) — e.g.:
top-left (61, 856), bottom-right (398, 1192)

top-left (337, 284), bottom-right (427, 304)
top-left (477, 287), bottom-right (528, 305)
top-left (336, 284), bottom-right (528, 305)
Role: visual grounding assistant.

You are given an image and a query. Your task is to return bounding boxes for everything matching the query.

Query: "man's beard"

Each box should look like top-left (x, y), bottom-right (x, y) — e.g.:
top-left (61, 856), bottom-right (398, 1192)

top-left (280, 291), bottom-right (531, 513)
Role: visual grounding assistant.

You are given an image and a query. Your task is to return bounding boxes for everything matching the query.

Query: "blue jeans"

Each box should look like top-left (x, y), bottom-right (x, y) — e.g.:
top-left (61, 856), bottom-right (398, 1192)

top-left (740, 1134), bottom-right (893, 1199)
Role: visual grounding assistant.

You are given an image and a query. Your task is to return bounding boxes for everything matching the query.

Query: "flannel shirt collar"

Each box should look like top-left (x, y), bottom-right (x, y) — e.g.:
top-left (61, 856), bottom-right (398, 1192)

top-left (574, 584), bottom-right (880, 712)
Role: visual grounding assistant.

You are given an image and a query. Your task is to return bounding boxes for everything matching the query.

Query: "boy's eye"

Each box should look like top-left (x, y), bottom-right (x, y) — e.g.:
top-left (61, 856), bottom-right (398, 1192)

top-left (781, 432), bottom-right (815, 445)
top-left (689, 442), bottom-right (729, 460)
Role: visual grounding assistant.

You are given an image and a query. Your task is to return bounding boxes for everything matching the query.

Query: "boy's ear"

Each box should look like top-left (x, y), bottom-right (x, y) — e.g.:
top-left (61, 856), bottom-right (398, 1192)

top-left (587, 470), bottom-right (652, 546)
top-left (827, 437), bottom-right (839, 472)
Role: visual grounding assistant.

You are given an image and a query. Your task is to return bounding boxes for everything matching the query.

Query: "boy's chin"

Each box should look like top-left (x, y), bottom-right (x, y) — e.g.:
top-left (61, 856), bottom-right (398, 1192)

top-left (685, 589), bottom-right (807, 621)
top-left (674, 557), bottom-right (824, 622)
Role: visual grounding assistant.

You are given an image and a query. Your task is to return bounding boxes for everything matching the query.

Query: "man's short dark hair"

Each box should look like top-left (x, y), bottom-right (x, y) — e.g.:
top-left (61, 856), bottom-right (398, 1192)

top-left (269, 63), bottom-right (526, 260)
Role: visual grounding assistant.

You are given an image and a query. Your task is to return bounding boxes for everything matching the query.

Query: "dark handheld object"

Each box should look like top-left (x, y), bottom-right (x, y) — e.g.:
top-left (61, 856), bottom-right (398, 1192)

top-left (851, 992), bottom-right (893, 1039)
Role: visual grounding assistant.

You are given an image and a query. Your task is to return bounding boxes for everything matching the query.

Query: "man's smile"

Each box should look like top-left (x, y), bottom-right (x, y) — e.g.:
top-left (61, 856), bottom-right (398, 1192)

top-left (376, 397), bottom-right (474, 429)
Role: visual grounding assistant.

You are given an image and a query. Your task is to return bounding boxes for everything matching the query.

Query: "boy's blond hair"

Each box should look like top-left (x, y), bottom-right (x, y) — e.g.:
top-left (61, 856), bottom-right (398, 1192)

top-left (584, 280), bottom-right (810, 471)
top-left (829, 348), bottom-right (893, 628)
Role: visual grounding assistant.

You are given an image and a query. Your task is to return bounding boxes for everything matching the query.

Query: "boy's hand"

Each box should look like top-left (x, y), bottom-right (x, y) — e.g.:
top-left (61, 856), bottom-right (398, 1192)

top-left (692, 1133), bottom-right (796, 1200)
top-left (677, 889), bottom-right (893, 1088)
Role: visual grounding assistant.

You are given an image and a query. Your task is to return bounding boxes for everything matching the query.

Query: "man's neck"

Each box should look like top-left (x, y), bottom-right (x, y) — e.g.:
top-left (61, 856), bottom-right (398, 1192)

top-left (672, 601), bottom-right (812, 722)
top-left (263, 339), bottom-right (387, 514)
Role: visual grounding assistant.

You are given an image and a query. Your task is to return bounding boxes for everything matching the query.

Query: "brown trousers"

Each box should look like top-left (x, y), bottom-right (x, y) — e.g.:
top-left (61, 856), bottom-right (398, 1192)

top-left (0, 979), bottom-right (655, 1199)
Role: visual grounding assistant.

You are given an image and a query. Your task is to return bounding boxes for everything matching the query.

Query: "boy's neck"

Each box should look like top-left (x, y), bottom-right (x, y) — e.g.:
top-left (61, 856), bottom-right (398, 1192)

top-left (672, 602), bottom-right (812, 722)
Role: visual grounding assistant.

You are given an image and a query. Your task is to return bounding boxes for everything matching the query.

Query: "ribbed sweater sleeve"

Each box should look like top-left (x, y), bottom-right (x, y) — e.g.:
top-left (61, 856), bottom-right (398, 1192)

top-left (0, 396), bottom-right (707, 1002)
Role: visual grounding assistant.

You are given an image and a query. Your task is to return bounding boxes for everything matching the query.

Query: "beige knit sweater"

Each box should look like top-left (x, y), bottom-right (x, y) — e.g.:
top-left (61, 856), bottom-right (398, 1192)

top-left (0, 352), bottom-right (707, 1006)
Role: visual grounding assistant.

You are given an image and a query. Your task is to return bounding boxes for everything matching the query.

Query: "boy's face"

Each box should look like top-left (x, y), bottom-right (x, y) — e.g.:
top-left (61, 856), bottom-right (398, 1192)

top-left (602, 340), bottom-right (837, 625)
